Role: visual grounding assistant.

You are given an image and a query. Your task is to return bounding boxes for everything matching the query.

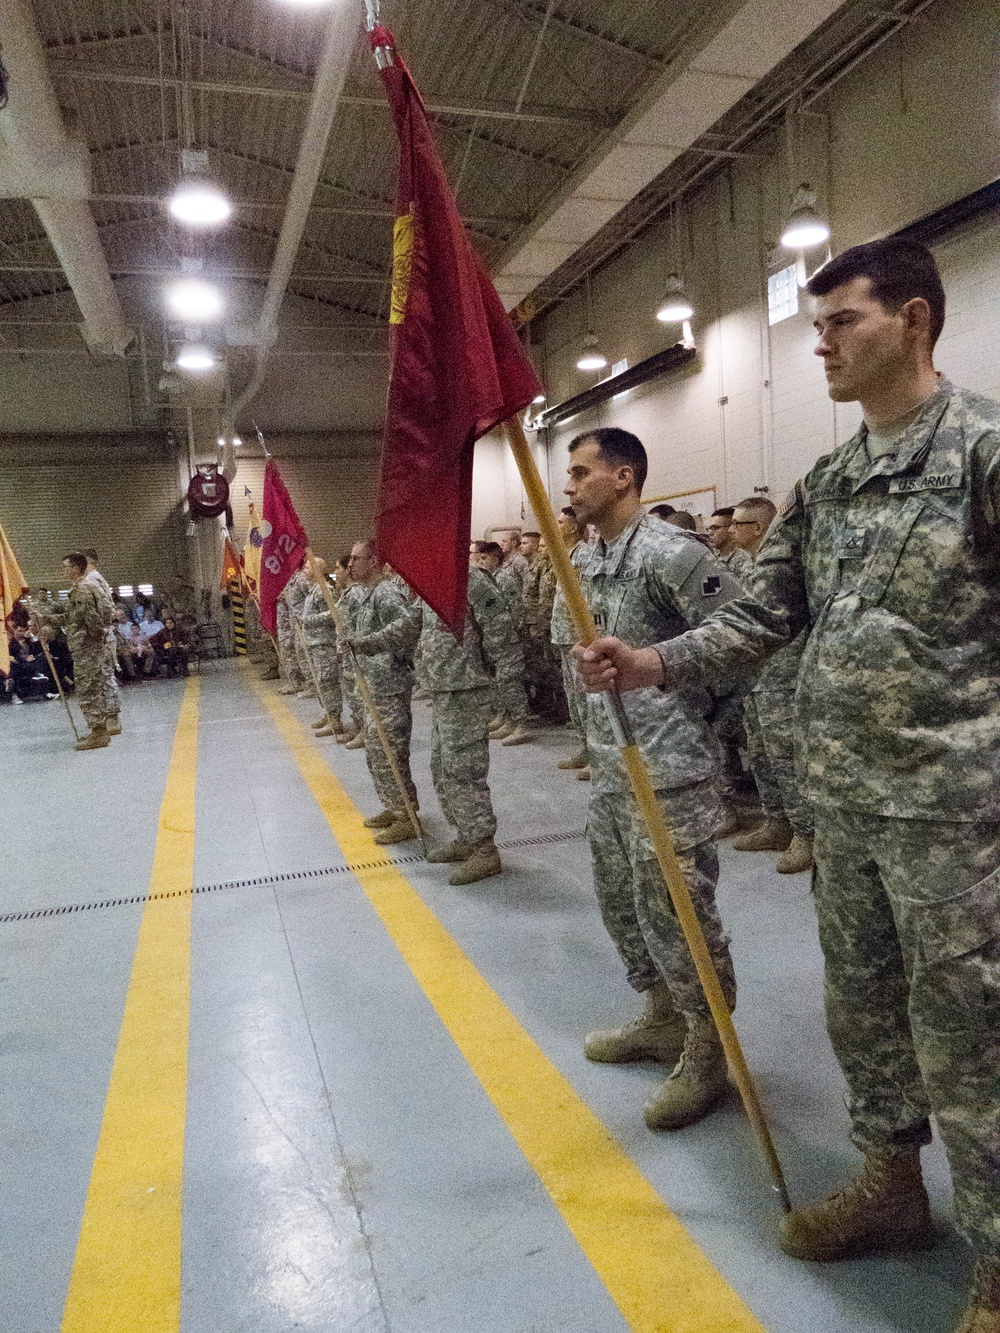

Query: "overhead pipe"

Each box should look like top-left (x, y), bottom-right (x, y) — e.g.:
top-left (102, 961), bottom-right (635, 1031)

top-left (0, 0), bottom-right (131, 356)
top-left (227, 7), bottom-right (358, 431)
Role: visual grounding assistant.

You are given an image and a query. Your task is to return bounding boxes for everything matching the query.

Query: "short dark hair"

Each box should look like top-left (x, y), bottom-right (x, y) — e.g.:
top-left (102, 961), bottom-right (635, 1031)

top-left (522, 531), bottom-right (540, 539)
top-left (734, 496), bottom-right (777, 523)
top-left (82, 547), bottom-right (99, 562)
top-left (569, 427), bottom-right (648, 496)
top-left (666, 510), bottom-right (697, 531)
top-left (479, 541), bottom-right (503, 559)
top-left (338, 552), bottom-right (352, 567)
top-left (62, 551), bottom-right (88, 573)
top-left (648, 504), bottom-right (675, 521)
top-left (806, 238), bottom-right (945, 348)
top-left (712, 507), bottom-right (734, 520)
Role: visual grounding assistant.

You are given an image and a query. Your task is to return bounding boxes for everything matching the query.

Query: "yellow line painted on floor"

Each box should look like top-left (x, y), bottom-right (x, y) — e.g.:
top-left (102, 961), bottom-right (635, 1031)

top-left (255, 680), bottom-right (767, 1333)
top-left (62, 679), bottom-right (200, 1333)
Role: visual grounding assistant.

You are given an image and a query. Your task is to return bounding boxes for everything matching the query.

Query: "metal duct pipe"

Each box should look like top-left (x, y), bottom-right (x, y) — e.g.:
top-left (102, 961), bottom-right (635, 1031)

top-left (0, 0), bottom-right (131, 356)
top-left (228, 8), bottom-right (358, 430)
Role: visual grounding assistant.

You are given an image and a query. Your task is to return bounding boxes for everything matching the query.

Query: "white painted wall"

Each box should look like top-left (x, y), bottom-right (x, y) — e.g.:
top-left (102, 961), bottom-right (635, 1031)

top-left (465, 0), bottom-right (1000, 530)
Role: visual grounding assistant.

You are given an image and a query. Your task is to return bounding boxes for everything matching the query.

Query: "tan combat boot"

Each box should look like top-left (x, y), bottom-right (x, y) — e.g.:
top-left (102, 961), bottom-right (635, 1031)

top-left (557, 749), bottom-right (588, 771)
top-left (344, 733), bottom-right (366, 750)
top-left (426, 839), bottom-right (473, 864)
top-left (311, 714), bottom-right (330, 729)
top-left (336, 725), bottom-right (358, 745)
top-left (577, 766), bottom-right (591, 781)
top-left (75, 725), bottom-right (111, 751)
top-left (363, 809), bottom-right (397, 829)
top-left (776, 834), bottom-right (814, 874)
top-left (373, 814), bottom-right (419, 845)
top-left (106, 716), bottom-right (122, 735)
top-left (779, 1147), bottom-right (933, 1261)
top-left (584, 981), bottom-right (687, 1065)
top-left (448, 838), bottom-right (502, 886)
top-left (314, 723), bottom-right (336, 737)
top-left (956, 1258), bottom-right (1000, 1333)
top-left (732, 817), bottom-right (793, 852)
top-left (489, 719), bottom-right (514, 741)
top-left (643, 1019), bottom-right (728, 1131)
top-left (714, 806), bottom-right (756, 839)
top-left (296, 687), bottom-right (316, 700)
top-left (502, 722), bottom-right (535, 746)
top-left (277, 683), bottom-right (298, 695)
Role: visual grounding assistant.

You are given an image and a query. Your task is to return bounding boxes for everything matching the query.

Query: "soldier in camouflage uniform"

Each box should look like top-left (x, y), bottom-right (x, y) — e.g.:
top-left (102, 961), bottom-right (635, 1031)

top-left (300, 558), bottom-right (345, 738)
top-left (275, 588), bottom-right (305, 694)
top-left (471, 542), bottom-right (533, 746)
top-left (285, 567), bottom-right (315, 699)
top-left (336, 578), bottom-right (366, 745)
top-left (352, 563), bottom-right (520, 887)
top-left (575, 241), bottom-right (1000, 1333)
top-left (82, 550), bottom-right (122, 734)
top-left (345, 542), bottom-right (420, 843)
top-left (47, 552), bottom-right (117, 749)
top-left (726, 497), bottom-right (815, 873)
top-left (564, 427), bottom-right (785, 1132)
top-left (549, 508), bottom-right (591, 776)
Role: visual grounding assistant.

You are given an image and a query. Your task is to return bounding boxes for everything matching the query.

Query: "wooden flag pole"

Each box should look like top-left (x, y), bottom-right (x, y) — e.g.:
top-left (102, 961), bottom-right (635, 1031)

top-left (503, 415), bottom-right (791, 1213)
top-left (304, 552), bottom-right (425, 849)
top-left (26, 600), bottom-right (81, 742)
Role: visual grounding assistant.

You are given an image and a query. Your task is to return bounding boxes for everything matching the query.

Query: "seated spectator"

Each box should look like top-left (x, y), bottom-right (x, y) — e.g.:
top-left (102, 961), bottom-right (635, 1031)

top-left (138, 607), bottom-right (165, 640)
top-left (7, 626), bottom-right (56, 701)
top-left (118, 620), bottom-right (156, 679)
top-left (151, 617), bottom-right (191, 677)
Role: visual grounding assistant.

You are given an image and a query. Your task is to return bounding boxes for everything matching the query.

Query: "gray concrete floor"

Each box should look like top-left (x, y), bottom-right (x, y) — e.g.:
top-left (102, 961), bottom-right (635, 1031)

top-left (0, 661), bottom-right (970, 1332)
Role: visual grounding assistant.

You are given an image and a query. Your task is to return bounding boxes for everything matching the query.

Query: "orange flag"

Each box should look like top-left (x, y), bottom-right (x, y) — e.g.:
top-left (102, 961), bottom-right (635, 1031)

top-left (0, 520), bottom-right (28, 676)
top-left (220, 536), bottom-right (242, 591)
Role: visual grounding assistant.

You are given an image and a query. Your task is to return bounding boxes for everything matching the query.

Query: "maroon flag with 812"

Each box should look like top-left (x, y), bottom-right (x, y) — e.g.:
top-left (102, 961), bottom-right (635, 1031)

top-left (258, 460), bottom-right (308, 635)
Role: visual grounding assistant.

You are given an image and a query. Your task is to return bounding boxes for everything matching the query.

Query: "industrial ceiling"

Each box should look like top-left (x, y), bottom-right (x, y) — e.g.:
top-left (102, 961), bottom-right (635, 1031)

top-left (0, 0), bottom-right (932, 436)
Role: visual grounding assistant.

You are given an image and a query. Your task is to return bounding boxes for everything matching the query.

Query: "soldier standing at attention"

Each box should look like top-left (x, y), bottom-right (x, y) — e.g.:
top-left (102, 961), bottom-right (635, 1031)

top-left (50, 552), bottom-right (117, 750)
top-left (565, 427), bottom-right (786, 1131)
top-left (473, 542), bottom-right (534, 746)
top-left (575, 240), bottom-right (1000, 1333)
top-left (705, 509), bottom-right (753, 578)
top-left (81, 548), bottom-right (122, 735)
top-left (286, 567), bottom-right (315, 700)
top-left (300, 558), bottom-right (346, 739)
top-left (347, 541), bottom-right (421, 844)
top-left (350, 563), bottom-right (520, 887)
top-left (275, 586), bottom-right (305, 696)
top-left (549, 507), bottom-right (591, 777)
top-left (727, 495), bottom-right (815, 874)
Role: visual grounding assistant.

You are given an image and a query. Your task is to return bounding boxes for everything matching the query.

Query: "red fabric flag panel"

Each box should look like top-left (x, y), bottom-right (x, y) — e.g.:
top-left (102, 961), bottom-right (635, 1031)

top-left (258, 460), bottom-right (308, 636)
top-left (369, 26), bottom-right (542, 637)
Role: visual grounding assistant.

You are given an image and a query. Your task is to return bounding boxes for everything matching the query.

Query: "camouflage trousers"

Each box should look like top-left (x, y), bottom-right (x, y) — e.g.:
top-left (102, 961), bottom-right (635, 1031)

top-left (491, 672), bottom-right (530, 723)
top-left (304, 641), bottom-right (342, 721)
top-left (813, 808), bottom-right (1000, 1254)
top-left (362, 691), bottom-right (417, 813)
top-left (429, 686), bottom-right (497, 845)
top-left (340, 656), bottom-right (365, 731)
top-left (103, 634), bottom-right (121, 718)
top-left (559, 645), bottom-right (588, 753)
top-left (744, 690), bottom-right (813, 835)
top-left (293, 624), bottom-right (312, 688)
top-left (276, 608), bottom-right (304, 689)
top-left (73, 645), bottom-right (112, 729)
top-left (523, 629), bottom-right (566, 719)
top-left (588, 789), bottom-right (736, 1020)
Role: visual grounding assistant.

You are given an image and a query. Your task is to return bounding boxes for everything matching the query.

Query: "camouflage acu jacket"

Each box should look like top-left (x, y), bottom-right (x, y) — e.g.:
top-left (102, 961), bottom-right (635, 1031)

top-left (582, 511), bottom-right (785, 799)
top-left (350, 579), bottom-right (418, 696)
top-left (550, 539), bottom-right (589, 646)
top-left (493, 565), bottom-right (524, 634)
top-left (301, 584), bottom-right (337, 649)
top-left (285, 568), bottom-right (310, 617)
top-left (55, 582), bottom-right (112, 654)
top-left (354, 566), bottom-right (520, 691)
top-left (658, 380), bottom-right (1000, 821)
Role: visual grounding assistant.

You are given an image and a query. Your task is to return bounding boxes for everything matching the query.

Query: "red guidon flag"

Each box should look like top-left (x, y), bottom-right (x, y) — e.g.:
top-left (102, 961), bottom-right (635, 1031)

top-left (370, 26), bottom-right (542, 637)
top-left (258, 460), bottom-right (308, 636)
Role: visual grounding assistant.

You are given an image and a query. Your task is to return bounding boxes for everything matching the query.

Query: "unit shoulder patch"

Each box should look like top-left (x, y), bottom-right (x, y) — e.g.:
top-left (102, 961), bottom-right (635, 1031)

top-left (701, 574), bottom-right (722, 597)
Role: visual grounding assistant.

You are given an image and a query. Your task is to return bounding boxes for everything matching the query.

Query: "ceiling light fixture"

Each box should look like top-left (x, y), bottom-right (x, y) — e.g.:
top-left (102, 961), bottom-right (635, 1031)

top-left (166, 278), bottom-right (224, 323)
top-left (780, 184), bottom-right (830, 250)
top-left (656, 273), bottom-right (694, 324)
top-left (168, 179), bottom-right (232, 227)
top-left (176, 342), bottom-right (217, 373)
top-left (576, 332), bottom-right (608, 373)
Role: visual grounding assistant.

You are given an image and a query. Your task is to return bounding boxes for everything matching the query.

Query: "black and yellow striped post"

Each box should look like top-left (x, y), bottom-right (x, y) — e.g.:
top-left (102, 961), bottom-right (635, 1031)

top-left (228, 580), bottom-right (247, 655)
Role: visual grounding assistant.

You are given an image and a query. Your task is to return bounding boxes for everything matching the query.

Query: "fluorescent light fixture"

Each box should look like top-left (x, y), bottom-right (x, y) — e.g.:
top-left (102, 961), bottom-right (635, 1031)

top-left (118, 584), bottom-right (134, 597)
top-left (138, 584), bottom-right (154, 596)
top-left (656, 274), bottom-right (694, 324)
top-left (176, 342), bottom-right (217, 372)
top-left (780, 185), bottom-right (830, 250)
top-left (232, 436), bottom-right (242, 447)
top-left (166, 278), bottom-right (223, 322)
top-left (576, 332), bottom-right (608, 373)
top-left (168, 179), bottom-right (232, 227)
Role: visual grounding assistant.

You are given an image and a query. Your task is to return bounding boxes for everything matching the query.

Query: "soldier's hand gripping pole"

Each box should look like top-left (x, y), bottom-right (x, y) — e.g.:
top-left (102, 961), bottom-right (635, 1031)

top-left (305, 550), bottom-right (425, 851)
top-left (502, 414), bottom-right (791, 1213)
top-left (26, 600), bottom-right (81, 742)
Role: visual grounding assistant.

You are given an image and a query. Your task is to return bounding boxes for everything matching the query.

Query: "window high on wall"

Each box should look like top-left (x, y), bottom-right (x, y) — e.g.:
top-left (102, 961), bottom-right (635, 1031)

top-left (768, 264), bottom-right (799, 325)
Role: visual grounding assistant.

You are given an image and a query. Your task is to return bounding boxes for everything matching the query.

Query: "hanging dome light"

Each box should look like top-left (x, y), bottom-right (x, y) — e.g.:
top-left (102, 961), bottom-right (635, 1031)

top-left (656, 274), bottom-right (694, 324)
top-left (176, 342), bottom-right (217, 373)
top-left (576, 332), bottom-right (608, 373)
top-left (168, 179), bottom-right (232, 227)
top-left (780, 184), bottom-right (830, 250)
top-left (165, 278), bottom-right (224, 322)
